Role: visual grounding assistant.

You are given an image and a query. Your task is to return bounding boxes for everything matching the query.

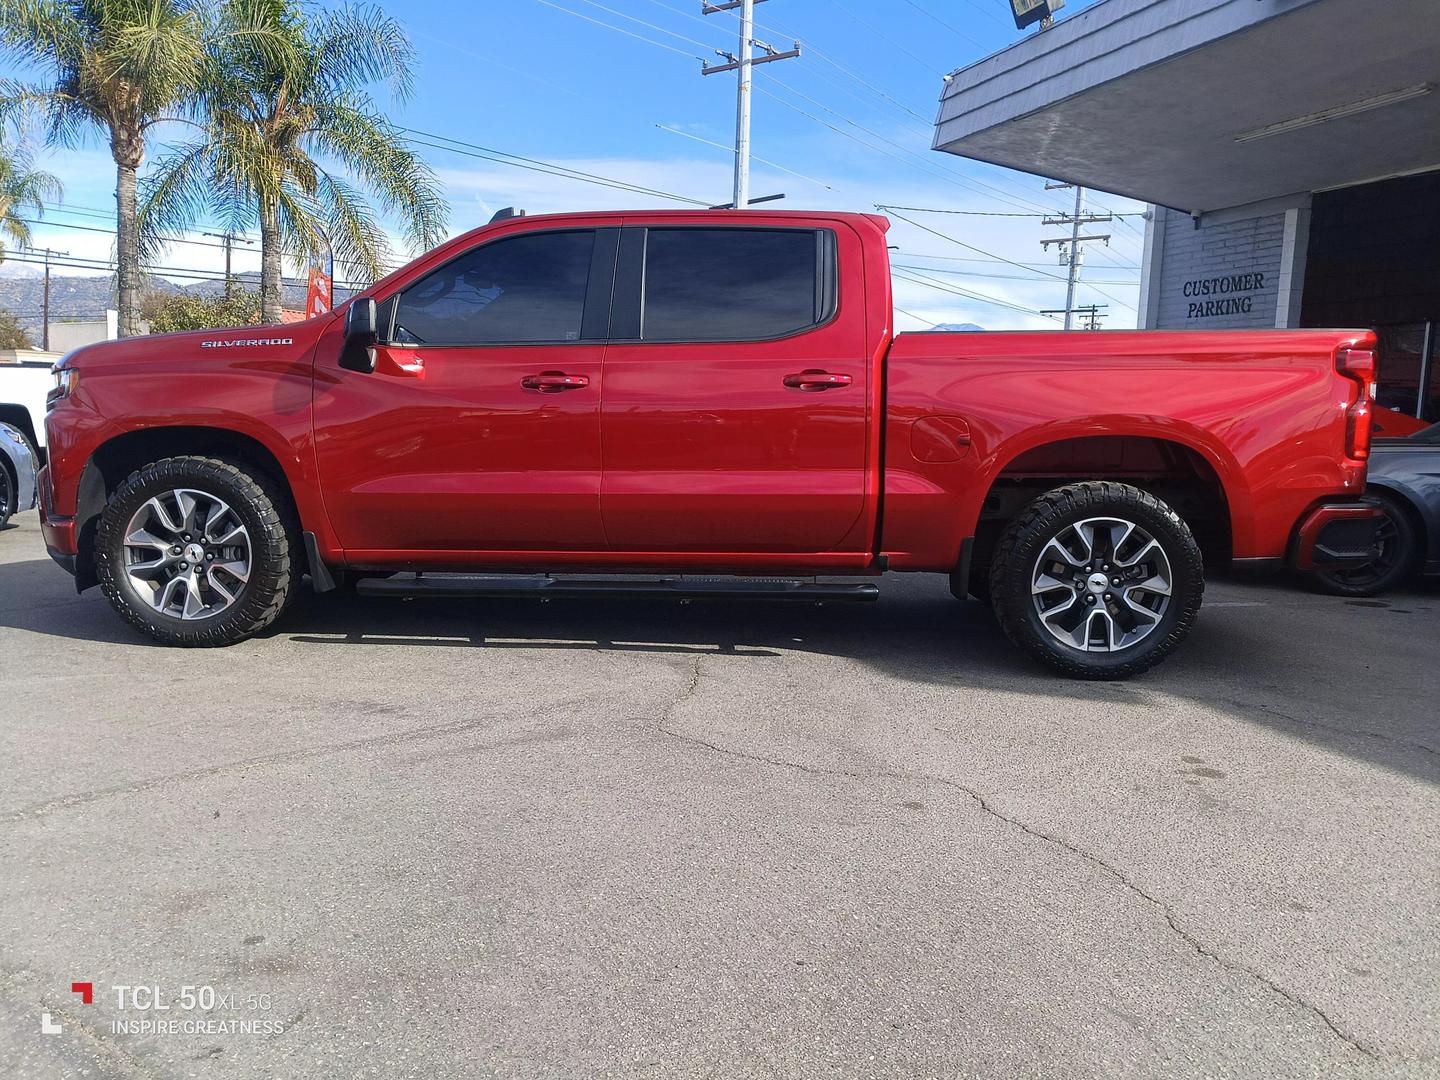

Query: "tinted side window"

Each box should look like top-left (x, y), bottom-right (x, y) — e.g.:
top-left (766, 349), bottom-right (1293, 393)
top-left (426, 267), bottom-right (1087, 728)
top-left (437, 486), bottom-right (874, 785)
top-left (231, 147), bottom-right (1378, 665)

top-left (641, 228), bottom-right (828, 342)
top-left (392, 230), bottom-right (595, 345)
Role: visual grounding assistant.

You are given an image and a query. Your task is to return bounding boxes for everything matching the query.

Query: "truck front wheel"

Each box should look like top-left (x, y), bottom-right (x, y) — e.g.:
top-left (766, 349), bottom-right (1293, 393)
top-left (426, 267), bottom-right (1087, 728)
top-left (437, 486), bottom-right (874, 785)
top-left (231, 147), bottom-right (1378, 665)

top-left (988, 482), bottom-right (1204, 679)
top-left (95, 456), bottom-right (298, 647)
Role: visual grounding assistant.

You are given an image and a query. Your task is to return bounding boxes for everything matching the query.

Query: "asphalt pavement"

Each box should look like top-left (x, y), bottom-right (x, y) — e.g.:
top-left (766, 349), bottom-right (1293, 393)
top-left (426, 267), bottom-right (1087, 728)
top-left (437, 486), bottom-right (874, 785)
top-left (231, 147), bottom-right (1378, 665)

top-left (1, 513), bottom-right (1436, 1079)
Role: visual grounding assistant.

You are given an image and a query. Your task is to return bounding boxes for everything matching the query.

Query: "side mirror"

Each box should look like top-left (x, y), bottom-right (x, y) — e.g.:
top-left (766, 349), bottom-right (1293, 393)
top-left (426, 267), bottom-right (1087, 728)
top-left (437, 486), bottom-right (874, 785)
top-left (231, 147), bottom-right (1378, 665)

top-left (339, 298), bottom-right (378, 373)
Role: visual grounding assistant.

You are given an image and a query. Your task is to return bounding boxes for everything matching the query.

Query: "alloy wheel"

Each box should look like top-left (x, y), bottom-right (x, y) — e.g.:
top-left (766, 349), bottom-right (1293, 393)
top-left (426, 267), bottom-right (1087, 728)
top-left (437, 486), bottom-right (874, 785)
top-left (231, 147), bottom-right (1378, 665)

top-left (1031, 516), bottom-right (1173, 652)
top-left (122, 488), bottom-right (252, 620)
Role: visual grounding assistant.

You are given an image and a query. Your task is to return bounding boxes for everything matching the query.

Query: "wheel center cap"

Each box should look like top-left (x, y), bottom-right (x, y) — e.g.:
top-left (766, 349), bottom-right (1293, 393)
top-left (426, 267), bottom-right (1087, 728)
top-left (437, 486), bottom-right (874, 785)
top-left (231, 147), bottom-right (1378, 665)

top-left (1086, 572), bottom-right (1109, 595)
top-left (183, 543), bottom-right (205, 564)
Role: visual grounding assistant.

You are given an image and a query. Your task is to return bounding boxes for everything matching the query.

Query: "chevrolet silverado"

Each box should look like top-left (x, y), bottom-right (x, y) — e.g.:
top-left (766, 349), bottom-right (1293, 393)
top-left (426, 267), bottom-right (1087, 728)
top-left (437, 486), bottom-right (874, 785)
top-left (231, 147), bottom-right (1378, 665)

top-left (40, 210), bottom-right (1380, 677)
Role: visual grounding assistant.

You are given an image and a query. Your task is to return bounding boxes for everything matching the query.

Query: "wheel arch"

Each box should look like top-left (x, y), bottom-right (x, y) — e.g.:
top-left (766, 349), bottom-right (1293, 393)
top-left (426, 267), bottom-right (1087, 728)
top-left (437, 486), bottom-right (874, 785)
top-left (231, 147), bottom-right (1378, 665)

top-left (967, 431), bottom-right (1239, 589)
top-left (74, 425), bottom-right (305, 591)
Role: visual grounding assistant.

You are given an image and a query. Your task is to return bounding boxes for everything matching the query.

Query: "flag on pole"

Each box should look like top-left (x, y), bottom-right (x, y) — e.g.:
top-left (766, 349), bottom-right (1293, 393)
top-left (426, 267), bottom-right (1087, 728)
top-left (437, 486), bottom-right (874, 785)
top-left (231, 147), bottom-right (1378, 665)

top-left (305, 246), bottom-right (334, 319)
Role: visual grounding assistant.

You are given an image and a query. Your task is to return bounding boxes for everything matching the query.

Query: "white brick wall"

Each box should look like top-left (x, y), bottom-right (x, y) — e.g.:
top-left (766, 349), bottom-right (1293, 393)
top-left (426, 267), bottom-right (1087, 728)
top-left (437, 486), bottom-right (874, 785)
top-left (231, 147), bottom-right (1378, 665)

top-left (1155, 209), bottom-right (1286, 329)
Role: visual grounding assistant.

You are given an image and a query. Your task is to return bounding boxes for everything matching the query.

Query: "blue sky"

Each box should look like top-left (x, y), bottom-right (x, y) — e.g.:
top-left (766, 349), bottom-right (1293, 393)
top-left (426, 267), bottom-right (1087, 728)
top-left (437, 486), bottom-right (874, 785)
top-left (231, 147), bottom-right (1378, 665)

top-left (3, 0), bottom-right (1146, 329)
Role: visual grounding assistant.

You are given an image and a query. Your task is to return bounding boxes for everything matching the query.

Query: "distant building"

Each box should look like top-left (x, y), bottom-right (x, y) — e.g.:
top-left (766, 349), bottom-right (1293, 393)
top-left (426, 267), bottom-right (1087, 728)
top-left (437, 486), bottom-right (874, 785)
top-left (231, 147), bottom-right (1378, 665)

top-left (932, 0), bottom-right (1439, 424)
top-left (46, 311), bottom-right (148, 352)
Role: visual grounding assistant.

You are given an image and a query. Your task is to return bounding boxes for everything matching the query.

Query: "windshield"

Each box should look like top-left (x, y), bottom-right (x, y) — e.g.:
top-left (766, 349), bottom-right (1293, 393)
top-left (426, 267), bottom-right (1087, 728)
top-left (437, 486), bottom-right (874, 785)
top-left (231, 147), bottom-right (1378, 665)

top-left (1405, 422), bottom-right (1440, 444)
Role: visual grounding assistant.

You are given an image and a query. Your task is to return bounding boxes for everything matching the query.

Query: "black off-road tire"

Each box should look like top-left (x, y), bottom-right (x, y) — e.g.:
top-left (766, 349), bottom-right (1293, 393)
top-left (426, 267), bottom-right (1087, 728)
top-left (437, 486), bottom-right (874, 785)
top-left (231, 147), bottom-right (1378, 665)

top-left (95, 456), bottom-right (299, 646)
top-left (988, 481), bottom-right (1204, 679)
top-left (1310, 492), bottom-right (1420, 597)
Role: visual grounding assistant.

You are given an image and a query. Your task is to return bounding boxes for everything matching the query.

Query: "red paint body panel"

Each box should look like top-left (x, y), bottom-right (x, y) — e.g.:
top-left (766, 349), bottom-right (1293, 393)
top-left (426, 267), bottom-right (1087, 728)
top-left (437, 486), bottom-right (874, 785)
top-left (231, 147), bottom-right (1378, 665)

top-left (41, 208), bottom-right (1370, 583)
top-left (598, 214), bottom-right (878, 554)
top-left (881, 329), bottom-right (1373, 568)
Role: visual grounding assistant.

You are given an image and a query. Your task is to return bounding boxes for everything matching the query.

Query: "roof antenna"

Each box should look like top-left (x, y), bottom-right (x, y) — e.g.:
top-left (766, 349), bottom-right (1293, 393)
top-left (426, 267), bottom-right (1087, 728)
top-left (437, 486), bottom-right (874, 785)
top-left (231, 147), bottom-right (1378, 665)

top-left (489, 207), bottom-right (526, 223)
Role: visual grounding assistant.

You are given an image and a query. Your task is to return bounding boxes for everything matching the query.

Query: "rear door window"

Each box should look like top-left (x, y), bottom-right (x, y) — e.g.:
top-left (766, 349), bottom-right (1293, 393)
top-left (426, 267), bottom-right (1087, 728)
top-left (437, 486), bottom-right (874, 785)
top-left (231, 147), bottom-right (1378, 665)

top-left (638, 228), bottom-right (834, 342)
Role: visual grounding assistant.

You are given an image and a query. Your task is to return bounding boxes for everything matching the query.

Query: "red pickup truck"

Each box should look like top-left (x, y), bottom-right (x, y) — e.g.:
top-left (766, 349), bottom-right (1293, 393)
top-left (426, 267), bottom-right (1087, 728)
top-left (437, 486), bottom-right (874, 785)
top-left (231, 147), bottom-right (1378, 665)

top-left (40, 210), bottom-right (1380, 677)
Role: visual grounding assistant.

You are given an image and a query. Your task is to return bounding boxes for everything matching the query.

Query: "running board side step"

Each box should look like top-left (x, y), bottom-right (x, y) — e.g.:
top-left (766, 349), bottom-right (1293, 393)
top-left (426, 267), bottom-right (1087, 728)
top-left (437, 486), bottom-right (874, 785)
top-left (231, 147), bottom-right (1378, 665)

top-left (354, 574), bottom-right (880, 603)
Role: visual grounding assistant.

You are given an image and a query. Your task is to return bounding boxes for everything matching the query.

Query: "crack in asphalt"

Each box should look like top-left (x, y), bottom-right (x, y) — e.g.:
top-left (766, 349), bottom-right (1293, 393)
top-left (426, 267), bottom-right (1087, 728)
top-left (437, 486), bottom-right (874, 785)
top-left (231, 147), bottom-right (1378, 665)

top-left (0, 705), bottom-right (578, 825)
top-left (0, 966), bottom-right (161, 1080)
top-left (656, 655), bottom-right (1380, 1062)
top-left (1218, 696), bottom-right (1440, 762)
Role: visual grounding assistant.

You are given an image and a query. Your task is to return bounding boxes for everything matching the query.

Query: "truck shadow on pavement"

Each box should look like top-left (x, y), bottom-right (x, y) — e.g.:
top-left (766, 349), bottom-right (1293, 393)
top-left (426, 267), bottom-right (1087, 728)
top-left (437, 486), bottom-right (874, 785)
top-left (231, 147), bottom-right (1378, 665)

top-left (2, 552), bottom-right (1437, 785)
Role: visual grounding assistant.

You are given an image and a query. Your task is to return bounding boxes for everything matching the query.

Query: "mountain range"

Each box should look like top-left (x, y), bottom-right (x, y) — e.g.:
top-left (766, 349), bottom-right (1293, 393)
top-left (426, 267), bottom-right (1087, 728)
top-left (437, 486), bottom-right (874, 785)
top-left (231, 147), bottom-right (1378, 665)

top-left (0, 270), bottom-right (354, 343)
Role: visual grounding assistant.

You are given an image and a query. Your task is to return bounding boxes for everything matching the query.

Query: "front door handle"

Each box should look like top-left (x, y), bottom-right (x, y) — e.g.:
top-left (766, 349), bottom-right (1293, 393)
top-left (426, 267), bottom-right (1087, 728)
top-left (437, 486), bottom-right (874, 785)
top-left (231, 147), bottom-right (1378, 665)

top-left (522, 371), bottom-right (591, 393)
top-left (783, 370), bottom-right (853, 392)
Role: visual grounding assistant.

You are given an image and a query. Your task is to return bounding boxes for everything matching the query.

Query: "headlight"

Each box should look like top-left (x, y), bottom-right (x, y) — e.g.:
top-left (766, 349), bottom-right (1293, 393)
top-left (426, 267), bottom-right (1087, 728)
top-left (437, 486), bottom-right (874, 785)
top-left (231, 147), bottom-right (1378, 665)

top-left (47, 366), bottom-right (78, 408)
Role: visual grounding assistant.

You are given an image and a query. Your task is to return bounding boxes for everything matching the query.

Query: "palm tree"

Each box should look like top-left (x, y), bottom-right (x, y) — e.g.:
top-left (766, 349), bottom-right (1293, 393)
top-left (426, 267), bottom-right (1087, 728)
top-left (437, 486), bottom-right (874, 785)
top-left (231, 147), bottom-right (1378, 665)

top-left (142, 0), bottom-right (447, 324)
top-left (0, 0), bottom-right (207, 336)
top-left (0, 136), bottom-right (62, 262)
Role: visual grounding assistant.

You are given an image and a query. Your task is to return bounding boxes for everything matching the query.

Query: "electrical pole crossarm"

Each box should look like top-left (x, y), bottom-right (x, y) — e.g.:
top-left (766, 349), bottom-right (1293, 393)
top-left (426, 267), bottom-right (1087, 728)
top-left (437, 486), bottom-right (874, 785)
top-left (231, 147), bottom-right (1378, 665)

top-left (1041, 234), bottom-right (1112, 248)
top-left (701, 45), bottom-right (800, 74)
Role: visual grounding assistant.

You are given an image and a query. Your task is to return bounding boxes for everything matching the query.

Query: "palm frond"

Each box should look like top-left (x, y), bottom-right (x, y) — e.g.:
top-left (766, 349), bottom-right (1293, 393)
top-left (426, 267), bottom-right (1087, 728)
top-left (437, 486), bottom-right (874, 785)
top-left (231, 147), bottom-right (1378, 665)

top-left (137, 137), bottom-right (225, 261)
top-left (310, 4), bottom-right (414, 102)
top-left (0, 0), bottom-right (85, 70)
top-left (310, 167), bottom-right (389, 283)
top-left (309, 96), bottom-right (446, 254)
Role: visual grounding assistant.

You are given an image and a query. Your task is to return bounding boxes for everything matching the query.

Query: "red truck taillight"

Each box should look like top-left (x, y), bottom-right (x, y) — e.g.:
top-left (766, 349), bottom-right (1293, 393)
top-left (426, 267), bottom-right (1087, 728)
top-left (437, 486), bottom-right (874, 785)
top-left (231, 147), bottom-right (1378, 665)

top-left (1337, 347), bottom-right (1376, 460)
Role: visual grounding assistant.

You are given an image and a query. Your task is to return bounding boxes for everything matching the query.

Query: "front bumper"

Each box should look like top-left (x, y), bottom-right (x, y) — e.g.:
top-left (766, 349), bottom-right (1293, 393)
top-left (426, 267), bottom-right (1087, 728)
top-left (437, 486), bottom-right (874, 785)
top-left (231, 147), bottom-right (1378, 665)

top-left (37, 465), bottom-right (78, 575)
top-left (1292, 501), bottom-right (1384, 571)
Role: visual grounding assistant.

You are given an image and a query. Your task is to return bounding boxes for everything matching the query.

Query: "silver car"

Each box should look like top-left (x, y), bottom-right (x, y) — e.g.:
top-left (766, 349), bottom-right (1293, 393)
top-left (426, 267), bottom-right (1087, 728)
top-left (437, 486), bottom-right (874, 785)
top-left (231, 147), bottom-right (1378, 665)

top-left (0, 421), bottom-right (38, 528)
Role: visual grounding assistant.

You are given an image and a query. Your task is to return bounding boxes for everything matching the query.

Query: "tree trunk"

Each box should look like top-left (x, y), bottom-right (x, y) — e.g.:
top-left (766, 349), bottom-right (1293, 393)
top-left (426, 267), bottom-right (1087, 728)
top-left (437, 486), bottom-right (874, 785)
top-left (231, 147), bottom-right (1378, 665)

top-left (259, 197), bottom-right (283, 324)
top-left (112, 128), bottom-right (144, 338)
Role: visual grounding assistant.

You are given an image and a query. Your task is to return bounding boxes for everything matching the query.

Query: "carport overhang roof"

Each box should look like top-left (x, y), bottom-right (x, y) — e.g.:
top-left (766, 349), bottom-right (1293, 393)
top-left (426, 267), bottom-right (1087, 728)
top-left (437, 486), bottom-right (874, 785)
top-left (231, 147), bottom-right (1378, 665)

top-left (932, 0), bottom-right (1440, 214)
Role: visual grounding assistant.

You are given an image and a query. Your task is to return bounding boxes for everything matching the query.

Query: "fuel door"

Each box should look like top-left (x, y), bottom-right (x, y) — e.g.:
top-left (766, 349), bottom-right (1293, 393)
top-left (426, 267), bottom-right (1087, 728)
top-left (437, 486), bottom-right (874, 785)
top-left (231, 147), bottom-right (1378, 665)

top-left (910, 415), bottom-right (973, 463)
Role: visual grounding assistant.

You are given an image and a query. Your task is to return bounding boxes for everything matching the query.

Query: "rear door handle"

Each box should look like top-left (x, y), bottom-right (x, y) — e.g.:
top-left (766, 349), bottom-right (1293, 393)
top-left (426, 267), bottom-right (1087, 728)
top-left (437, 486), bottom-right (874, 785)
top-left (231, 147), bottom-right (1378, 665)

top-left (783, 370), bottom-right (853, 392)
top-left (522, 371), bottom-right (591, 393)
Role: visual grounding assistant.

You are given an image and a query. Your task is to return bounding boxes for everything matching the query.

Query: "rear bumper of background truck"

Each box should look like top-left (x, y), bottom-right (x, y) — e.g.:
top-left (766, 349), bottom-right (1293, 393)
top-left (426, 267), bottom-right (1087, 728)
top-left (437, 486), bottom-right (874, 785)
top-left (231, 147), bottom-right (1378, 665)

top-left (1291, 501), bottom-right (1384, 571)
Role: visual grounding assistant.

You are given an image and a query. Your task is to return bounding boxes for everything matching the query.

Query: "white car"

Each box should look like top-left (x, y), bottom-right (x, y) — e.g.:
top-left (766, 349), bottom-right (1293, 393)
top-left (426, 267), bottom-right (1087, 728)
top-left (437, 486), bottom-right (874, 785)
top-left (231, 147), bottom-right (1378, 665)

top-left (0, 421), bottom-right (38, 527)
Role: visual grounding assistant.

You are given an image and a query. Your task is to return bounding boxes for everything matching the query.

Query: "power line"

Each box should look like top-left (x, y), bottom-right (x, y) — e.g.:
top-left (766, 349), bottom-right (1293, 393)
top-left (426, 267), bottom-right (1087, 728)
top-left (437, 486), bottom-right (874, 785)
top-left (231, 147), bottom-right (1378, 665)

top-left (892, 267), bottom-right (1060, 321)
top-left (523, 0), bottom-right (1074, 221)
top-left (878, 205), bottom-right (1068, 281)
top-left (896, 0), bottom-right (988, 50)
top-left (757, 82), bottom-right (1042, 214)
top-left (530, 0), bottom-right (705, 59)
top-left (654, 123), bottom-right (831, 191)
top-left (893, 303), bottom-right (932, 327)
top-left (399, 128), bottom-right (711, 206)
top-left (895, 249), bottom-right (1141, 271)
top-left (566, 0), bottom-right (716, 51)
top-left (893, 262), bottom-right (1139, 286)
top-left (827, 0), bottom-right (944, 73)
top-left (709, 2), bottom-right (935, 124)
top-left (0, 249), bottom-right (370, 290)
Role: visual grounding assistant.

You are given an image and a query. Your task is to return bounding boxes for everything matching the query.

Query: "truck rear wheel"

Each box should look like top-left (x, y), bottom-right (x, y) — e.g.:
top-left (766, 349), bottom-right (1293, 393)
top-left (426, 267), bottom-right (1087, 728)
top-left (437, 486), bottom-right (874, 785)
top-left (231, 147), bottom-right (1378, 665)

top-left (95, 456), bottom-right (298, 647)
top-left (988, 482), bottom-right (1203, 679)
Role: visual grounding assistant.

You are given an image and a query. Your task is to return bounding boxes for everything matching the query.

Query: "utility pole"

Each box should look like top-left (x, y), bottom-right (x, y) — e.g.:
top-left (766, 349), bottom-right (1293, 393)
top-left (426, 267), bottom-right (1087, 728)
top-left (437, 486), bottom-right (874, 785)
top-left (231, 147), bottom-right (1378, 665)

top-left (1042, 303), bottom-right (1108, 329)
top-left (203, 231), bottom-right (255, 298)
top-left (33, 247), bottom-right (70, 352)
top-left (1040, 182), bottom-right (1112, 329)
top-left (702, 0), bottom-right (800, 210)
